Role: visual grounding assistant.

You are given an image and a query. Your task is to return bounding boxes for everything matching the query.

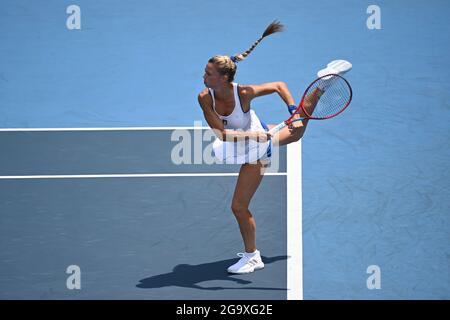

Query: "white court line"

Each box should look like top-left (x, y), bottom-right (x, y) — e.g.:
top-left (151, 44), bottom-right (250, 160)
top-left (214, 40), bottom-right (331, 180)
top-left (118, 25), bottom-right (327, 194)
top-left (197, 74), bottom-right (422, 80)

top-left (0, 127), bottom-right (210, 132)
top-left (0, 172), bottom-right (287, 180)
top-left (287, 140), bottom-right (303, 300)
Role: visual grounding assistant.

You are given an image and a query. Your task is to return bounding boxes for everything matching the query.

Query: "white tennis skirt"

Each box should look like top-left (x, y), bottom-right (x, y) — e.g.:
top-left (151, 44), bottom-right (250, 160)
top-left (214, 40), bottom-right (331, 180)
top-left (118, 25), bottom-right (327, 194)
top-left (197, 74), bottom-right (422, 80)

top-left (212, 110), bottom-right (272, 164)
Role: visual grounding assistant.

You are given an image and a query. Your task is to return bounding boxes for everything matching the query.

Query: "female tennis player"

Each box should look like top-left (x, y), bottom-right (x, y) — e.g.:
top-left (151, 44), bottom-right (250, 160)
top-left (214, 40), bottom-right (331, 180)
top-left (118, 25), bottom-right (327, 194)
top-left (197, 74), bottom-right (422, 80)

top-left (198, 21), bottom-right (351, 274)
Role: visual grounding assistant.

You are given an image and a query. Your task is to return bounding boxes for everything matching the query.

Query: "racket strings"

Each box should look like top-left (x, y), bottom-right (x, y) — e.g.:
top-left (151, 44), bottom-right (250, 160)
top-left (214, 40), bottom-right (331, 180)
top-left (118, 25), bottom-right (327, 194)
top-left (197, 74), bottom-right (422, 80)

top-left (304, 76), bottom-right (351, 119)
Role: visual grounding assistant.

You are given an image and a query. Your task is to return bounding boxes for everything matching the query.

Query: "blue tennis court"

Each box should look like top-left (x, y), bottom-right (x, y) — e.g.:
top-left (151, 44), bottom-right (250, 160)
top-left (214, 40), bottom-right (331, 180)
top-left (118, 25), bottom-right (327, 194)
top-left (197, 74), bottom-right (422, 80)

top-left (0, 0), bottom-right (449, 299)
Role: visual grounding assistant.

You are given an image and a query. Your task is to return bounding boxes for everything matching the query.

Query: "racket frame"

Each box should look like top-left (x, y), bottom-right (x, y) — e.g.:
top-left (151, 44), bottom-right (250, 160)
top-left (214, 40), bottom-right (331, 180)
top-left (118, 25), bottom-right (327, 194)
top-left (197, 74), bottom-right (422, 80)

top-left (269, 74), bottom-right (352, 135)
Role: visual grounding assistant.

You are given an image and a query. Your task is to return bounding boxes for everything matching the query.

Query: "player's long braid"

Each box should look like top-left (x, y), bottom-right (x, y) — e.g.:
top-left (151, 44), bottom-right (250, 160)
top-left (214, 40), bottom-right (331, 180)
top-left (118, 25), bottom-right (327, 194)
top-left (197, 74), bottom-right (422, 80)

top-left (208, 21), bottom-right (284, 82)
top-left (231, 20), bottom-right (284, 62)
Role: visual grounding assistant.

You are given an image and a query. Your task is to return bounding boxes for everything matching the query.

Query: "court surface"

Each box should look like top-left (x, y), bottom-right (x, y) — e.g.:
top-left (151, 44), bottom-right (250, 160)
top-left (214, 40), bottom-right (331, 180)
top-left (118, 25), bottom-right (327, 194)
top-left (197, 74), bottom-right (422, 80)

top-left (0, 0), bottom-right (449, 299)
top-left (0, 128), bottom-right (302, 299)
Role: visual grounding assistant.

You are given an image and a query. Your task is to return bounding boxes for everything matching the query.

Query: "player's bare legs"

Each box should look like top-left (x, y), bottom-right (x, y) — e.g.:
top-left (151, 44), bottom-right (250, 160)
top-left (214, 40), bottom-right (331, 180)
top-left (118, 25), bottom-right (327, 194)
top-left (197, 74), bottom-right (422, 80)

top-left (230, 161), bottom-right (266, 253)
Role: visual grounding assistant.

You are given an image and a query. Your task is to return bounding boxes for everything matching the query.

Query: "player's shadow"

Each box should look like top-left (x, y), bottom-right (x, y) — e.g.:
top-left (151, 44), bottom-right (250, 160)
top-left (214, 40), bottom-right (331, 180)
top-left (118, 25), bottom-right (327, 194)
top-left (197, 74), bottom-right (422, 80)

top-left (136, 255), bottom-right (288, 291)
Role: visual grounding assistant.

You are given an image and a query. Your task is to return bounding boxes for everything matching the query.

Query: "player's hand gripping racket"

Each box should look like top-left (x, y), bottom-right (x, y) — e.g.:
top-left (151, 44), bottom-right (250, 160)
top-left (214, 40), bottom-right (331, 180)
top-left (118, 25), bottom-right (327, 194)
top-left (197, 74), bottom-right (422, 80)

top-left (269, 74), bottom-right (353, 135)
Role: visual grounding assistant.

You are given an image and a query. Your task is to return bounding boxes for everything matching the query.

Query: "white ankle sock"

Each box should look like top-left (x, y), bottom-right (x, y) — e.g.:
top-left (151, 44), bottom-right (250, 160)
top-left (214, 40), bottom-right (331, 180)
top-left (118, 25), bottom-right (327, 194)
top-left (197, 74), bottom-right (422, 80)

top-left (244, 250), bottom-right (259, 257)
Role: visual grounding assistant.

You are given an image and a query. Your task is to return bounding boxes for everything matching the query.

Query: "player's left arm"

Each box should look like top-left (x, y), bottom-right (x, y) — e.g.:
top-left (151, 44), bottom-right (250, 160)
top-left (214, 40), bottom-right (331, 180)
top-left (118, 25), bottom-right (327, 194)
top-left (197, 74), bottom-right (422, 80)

top-left (241, 82), bottom-right (301, 126)
top-left (241, 82), bottom-right (296, 107)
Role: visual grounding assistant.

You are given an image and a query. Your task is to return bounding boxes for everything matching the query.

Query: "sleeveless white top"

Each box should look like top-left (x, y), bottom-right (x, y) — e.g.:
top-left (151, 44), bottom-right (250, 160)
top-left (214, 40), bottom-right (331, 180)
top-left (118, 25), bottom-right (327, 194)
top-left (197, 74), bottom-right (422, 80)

top-left (209, 83), bottom-right (271, 164)
top-left (208, 83), bottom-right (251, 130)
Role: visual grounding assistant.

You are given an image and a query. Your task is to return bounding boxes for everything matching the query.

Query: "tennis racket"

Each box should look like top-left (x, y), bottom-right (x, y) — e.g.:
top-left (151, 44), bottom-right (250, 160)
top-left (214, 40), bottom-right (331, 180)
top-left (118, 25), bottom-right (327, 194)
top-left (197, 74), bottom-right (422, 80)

top-left (269, 74), bottom-right (352, 135)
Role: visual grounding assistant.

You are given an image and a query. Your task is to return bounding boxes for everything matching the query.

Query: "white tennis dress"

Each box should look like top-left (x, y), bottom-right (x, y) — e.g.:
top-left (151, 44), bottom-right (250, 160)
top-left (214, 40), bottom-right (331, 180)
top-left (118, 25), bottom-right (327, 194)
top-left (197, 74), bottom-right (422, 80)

top-left (209, 83), bottom-right (271, 164)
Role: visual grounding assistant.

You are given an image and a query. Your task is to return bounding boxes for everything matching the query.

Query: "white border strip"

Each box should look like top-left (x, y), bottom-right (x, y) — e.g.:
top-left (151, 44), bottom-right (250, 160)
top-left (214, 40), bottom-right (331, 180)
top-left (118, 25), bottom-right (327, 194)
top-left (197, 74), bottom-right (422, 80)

top-left (0, 127), bottom-right (210, 132)
top-left (0, 172), bottom-right (286, 180)
top-left (287, 140), bottom-right (303, 300)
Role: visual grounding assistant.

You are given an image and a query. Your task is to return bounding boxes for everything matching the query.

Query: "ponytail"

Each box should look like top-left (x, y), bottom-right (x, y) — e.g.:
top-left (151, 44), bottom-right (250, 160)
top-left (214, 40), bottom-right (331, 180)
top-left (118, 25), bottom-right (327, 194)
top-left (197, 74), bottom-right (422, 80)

top-left (208, 21), bottom-right (284, 82)
top-left (231, 20), bottom-right (284, 62)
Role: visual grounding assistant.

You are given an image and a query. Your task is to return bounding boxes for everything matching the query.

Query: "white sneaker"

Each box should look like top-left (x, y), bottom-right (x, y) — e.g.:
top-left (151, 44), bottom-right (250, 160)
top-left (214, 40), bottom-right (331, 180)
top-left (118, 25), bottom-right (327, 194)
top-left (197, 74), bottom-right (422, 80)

top-left (227, 250), bottom-right (265, 274)
top-left (317, 59), bottom-right (352, 78)
top-left (315, 60), bottom-right (352, 92)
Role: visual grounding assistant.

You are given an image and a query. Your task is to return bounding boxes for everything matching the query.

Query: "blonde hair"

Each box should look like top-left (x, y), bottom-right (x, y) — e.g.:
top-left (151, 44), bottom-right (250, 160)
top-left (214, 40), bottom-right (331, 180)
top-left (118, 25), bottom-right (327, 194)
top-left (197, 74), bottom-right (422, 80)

top-left (209, 20), bottom-right (284, 82)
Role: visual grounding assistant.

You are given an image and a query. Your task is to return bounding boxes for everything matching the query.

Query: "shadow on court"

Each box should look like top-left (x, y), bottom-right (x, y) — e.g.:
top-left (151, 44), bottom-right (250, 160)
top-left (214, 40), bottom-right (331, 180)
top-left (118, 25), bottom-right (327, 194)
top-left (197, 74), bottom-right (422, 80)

top-left (137, 255), bottom-right (288, 291)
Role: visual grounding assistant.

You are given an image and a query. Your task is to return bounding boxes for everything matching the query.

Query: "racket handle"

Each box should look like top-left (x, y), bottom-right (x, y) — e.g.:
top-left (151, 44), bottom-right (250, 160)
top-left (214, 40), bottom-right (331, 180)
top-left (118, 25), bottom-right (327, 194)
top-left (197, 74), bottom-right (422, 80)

top-left (268, 121), bottom-right (287, 135)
